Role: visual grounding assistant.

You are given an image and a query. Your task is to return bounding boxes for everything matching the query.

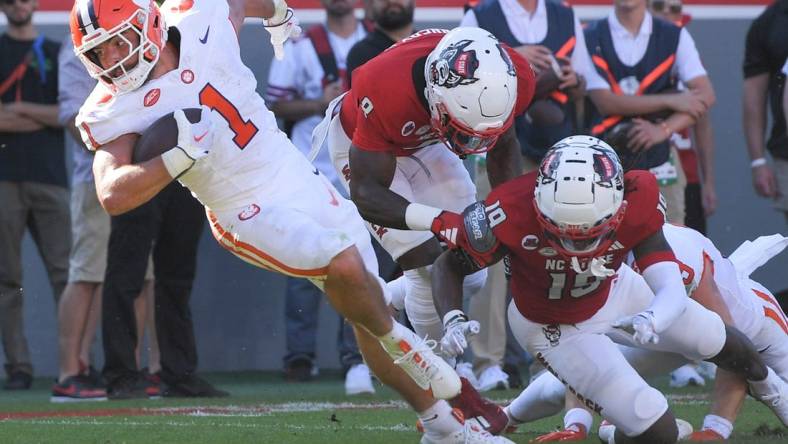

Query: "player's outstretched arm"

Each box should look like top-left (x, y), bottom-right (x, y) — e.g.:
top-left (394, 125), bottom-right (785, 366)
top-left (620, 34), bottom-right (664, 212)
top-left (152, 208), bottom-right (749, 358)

top-left (615, 230), bottom-right (687, 344)
top-left (485, 125), bottom-right (523, 188)
top-left (432, 240), bottom-right (506, 357)
top-left (93, 133), bottom-right (174, 215)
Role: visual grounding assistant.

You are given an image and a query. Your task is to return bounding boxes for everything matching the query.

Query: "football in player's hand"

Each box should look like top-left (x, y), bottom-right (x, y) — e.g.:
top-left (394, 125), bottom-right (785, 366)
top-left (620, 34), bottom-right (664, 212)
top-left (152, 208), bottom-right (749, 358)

top-left (133, 108), bottom-right (203, 164)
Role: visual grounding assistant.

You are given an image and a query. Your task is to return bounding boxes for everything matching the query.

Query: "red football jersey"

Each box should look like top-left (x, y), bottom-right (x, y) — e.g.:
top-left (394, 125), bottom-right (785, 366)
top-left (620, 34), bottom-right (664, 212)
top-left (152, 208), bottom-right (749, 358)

top-left (339, 29), bottom-right (536, 156)
top-left (484, 170), bottom-right (667, 325)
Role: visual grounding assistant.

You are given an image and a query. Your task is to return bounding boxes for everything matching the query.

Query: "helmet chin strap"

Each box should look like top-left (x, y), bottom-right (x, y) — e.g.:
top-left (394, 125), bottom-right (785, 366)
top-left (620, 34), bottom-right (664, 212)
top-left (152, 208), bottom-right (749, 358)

top-left (570, 256), bottom-right (616, 278)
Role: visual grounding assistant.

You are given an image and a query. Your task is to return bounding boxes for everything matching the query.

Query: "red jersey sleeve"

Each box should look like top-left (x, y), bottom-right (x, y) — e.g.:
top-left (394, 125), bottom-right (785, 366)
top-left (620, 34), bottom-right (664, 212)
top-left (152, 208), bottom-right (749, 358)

top-left (617, 171), bottom-right (673, 268)
top-left (505, 45), bottom-right (536, 117)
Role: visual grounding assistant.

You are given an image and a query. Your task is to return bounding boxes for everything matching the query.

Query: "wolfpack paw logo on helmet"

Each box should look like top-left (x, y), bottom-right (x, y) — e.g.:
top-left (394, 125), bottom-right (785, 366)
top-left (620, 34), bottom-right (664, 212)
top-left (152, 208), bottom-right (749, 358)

top-left (429, 39), bottom-right (480, 89)
top-left (538, 149), bottom-right (562, 184)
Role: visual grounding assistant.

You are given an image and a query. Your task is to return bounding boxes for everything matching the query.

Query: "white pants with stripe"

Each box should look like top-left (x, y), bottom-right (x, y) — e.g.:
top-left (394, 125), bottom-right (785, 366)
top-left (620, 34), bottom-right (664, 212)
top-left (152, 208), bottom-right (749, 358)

top-left (508, 265), bottom-right (727, 436)
top-left (204, 144), bottom-right (386, 298)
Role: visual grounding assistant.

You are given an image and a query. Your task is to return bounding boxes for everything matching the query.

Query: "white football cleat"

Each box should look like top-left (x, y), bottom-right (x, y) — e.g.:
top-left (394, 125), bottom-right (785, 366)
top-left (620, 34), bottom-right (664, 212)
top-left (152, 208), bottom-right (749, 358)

top-left (345, 363), bottom-right (375, 396)
top-left (597, 418), bottom-right (692, 443)
top-left (748, 367), bottom-right (788, 426)
top-left (420, 418), bottom-right (515, 444)
top-left (477, 365), bottom-right (510, 392)
top-left (383, 329), bottom-right (461, 399)
top-left (670, 364), bottom-right (705, 388)
top-left (455, 361), bottom-right (480, 389)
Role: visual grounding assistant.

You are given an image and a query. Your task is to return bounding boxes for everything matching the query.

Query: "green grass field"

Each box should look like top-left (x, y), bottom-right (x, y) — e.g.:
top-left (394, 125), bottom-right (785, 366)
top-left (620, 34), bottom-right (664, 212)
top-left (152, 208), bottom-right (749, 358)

top-left (0, 370), bottom-right (784, 443)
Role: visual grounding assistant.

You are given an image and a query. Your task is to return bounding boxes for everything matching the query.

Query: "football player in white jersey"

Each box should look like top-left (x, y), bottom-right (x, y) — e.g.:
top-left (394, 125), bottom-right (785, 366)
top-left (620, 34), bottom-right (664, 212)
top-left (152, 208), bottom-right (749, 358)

top-left (71, 1), bottom-right (511, 442)
top-left (507, 224), bottom-right (788, 442)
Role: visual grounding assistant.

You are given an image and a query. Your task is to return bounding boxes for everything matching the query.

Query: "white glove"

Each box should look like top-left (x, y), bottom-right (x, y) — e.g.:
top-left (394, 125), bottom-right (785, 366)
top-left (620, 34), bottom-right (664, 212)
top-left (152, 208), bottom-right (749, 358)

top-left (263, 0), bottom-right (301, 60)
top-left (161, 106), bottom-right (214, 179)
top-left (613, 311), bottom-right (659, 345)
top-left (440, 310), bottom-right (481, 358)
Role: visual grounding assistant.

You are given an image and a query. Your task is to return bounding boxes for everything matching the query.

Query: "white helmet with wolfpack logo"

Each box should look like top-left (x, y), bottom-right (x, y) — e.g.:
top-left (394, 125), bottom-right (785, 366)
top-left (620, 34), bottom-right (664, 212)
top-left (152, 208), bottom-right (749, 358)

top-left (70, 0), bottom-right (167, 94)
top-left (425, 27), bottom-right (517, 156)
top-left (533, 136), bottom-right (627, 258)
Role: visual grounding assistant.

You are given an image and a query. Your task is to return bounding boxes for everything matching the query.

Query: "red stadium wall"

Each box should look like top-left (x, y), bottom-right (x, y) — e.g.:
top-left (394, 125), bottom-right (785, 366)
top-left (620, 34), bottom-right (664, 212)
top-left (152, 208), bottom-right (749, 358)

top-left (35, 0), bottom-right (775, 11)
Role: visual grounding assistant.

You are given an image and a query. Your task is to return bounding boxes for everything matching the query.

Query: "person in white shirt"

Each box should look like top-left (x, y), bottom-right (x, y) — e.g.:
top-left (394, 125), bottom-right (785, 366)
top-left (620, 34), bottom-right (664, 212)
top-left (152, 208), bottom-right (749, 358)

top-left (583, 0), bottom-right (715, 225)
top-left (265, 0), bottom-right (373, 395)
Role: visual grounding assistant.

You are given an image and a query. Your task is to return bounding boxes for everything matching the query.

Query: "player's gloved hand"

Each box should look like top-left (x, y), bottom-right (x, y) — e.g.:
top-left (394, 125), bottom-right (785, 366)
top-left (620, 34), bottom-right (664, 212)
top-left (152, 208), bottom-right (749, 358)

top-left (440, 310), bottom-right (480, 358)
top-left (263, 0), bottom-right (302, 60)
top-left (613, 311), bottom-right (659, 345)
top-left (161, 106), bottom-right (214, 179)
top-left (430, 210), bottom-right (467, 250)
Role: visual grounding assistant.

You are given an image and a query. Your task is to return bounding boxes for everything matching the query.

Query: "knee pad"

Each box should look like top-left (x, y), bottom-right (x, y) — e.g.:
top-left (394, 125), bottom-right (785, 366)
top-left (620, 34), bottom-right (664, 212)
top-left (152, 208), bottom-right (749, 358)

top-left (696, 313), bottom-right (726, 359)
top-left (462, 268), bottom-right (487, 298)
top-left (632, 386), bottom-right (668, 431)
top-left (403, 267), bottom-right (442, 340)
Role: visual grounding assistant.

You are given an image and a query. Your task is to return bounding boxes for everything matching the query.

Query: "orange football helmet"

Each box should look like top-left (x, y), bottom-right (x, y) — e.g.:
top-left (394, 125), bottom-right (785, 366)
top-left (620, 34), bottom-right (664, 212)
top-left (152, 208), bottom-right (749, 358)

top-left (70, 0), bottom-right (167, 93)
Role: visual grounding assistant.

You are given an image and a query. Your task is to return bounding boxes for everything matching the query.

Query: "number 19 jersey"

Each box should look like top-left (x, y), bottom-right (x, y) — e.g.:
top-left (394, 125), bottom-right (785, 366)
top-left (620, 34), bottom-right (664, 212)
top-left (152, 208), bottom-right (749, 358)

top-left (485, 170), bottom-right (666, 324)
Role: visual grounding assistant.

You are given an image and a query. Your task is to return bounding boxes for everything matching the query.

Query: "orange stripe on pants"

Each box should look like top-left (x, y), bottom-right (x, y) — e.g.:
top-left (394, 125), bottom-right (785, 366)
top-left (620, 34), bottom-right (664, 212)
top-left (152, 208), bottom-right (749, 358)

top-left (754, 289), bottom-right (788, 334)
top-left (206, 209), bottom-right (330, 278)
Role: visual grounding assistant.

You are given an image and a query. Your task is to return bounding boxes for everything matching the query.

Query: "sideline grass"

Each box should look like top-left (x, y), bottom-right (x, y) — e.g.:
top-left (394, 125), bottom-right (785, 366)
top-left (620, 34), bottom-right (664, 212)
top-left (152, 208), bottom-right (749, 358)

top-left (0, 371), bottom-right (784, 443)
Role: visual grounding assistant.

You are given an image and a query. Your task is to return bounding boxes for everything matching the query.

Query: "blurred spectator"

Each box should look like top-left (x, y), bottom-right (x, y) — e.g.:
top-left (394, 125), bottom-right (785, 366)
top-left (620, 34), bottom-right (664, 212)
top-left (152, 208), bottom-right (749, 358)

top-left (584, 0), bottom-right (715, 224)
top-left (648, 0), bottom-right (716, 233)
top-left (461, 0), bottom-right (592, 171)
top-left (265, 0), bottom-right (373, 395)
top-left (98, 181), bottom-right (221, 399)
top-left (51, 36), bottom-right (106, 401)
top-left (0, 0), bottom-right (66, 390)
top-left (52, 37), bottom-right (160, 402)
top-left (742, 0), bottom-right (788, 224)
top-left (347, 0), bottom-right (415, 84)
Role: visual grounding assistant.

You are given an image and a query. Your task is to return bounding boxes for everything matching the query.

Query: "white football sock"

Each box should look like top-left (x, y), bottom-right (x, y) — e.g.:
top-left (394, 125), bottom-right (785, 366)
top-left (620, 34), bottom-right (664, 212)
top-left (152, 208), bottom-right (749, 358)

top-left (564, 407), bottom-right (593, 434)
top-left (403, 267), bottom-right (444, 341)
top-left (419, 400), bottom-right (463, 436)
top-left (702, 414), bottom-right (733, 439)
top-left (378, 319), bottom-right (413, 347)
top-left (386, 275), bottom-right (407, 311)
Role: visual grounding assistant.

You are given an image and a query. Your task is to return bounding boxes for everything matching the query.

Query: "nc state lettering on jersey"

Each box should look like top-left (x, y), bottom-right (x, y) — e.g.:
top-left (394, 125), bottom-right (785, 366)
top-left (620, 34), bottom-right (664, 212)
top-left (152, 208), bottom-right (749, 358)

top-left (544, 254), bottom-right (615, 271)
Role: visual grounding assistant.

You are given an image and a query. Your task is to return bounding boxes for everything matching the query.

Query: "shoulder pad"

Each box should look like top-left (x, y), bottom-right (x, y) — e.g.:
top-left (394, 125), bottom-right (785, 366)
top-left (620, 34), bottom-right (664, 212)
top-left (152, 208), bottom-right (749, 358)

top-left (462, 201), bottom-right (498, 254)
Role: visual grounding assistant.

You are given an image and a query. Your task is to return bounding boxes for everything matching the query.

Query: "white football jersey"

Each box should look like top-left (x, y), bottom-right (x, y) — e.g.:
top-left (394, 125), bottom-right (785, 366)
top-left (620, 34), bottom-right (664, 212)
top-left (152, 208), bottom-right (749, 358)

top-left (77, 0), bottom-right (290, 211)
top-left (661, 224), bottom-right (762, 338)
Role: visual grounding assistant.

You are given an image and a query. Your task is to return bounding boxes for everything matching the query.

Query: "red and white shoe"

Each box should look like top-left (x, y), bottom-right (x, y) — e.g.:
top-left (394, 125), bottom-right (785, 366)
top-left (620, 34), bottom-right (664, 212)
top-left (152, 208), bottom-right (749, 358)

top-left (531, 428), bottom-right (587, 442)
top-left (420, 409), bottom-right (515, 444)
top-left (688, 429), bottom-right (726, 441)
top-left (449, 377), bottom-right (509, 435)
top-left (383, 329), bottom-right (461, 400)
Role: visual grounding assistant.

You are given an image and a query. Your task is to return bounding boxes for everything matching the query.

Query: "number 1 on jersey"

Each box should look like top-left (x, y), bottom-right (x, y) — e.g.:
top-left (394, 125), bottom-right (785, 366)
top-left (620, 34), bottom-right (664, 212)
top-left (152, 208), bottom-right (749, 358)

top-left (199, 83), bottom-right (258, 149)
